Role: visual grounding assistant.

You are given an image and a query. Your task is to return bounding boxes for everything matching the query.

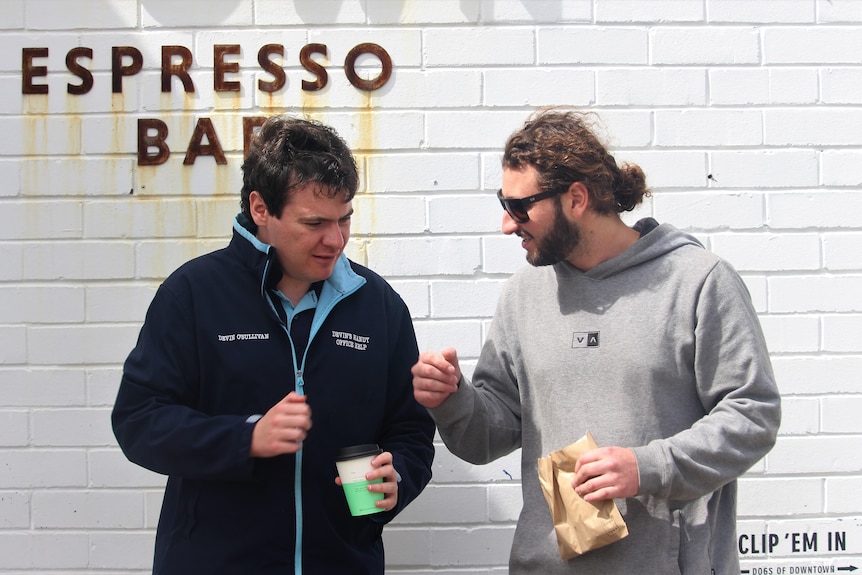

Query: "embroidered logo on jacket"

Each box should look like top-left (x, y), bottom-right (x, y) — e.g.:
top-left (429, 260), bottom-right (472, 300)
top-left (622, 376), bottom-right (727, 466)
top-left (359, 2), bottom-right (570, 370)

top-left (332, 330), bottom-right (370, 351)
top-left (217, 333), bottom-right (270, 342)
top-left (572, 332), bottom-right (599, 348)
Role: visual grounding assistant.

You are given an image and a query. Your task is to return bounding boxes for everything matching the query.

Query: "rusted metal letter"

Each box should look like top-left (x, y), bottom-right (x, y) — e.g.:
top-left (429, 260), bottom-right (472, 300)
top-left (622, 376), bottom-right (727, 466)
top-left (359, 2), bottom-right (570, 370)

top-left (344, 43), bottom-right (392, 91)
top-left (183, 117), bottom-right (227, 165)
top-left (22, 47), bottom-right (49, 94)
top-left (214, 44), bottom-right (241, 92)
top-left (112, 46), bottom-right (143, 93)
top-left (258, 44), bottom-right (285, 93)
top-left (138, 118), bottom-right (170, 166)
top-left (162, 46), bottom-right (195, 93)
top-left (300, 43), bottom-right (328, 91)
top-left (66, 47), bottom-right (94, 95)
top-left (243, 116), bottom-right (267, 158)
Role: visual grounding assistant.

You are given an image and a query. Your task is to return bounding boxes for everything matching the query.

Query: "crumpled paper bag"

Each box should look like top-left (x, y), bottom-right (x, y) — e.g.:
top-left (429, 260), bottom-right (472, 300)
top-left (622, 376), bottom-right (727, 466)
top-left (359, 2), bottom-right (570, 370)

top-left (537, 432), bottom-right (629, 559)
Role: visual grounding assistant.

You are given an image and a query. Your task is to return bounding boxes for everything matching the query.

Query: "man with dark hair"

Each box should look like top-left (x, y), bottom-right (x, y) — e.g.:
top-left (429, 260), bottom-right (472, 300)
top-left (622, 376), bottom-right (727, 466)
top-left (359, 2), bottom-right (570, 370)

top-left (113, 115), bottom-right (435, 575)
top-left (412, 108), bottom-right (780, 574)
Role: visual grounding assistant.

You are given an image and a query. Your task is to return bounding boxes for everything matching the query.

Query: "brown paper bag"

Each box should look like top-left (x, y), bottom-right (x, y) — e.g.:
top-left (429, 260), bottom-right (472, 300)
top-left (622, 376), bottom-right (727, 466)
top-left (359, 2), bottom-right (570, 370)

top-left (537, 432), bottom-right (629, 560)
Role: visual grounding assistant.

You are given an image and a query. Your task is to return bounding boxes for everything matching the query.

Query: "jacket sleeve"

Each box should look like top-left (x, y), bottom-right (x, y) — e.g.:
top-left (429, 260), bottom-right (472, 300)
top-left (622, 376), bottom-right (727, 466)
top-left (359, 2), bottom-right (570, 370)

top-left (371, 294), bottom-right (436, 522)
top-left (633, 260), bottom-right (781, 501)
top-left (111, 281), bottom-right (258, 482)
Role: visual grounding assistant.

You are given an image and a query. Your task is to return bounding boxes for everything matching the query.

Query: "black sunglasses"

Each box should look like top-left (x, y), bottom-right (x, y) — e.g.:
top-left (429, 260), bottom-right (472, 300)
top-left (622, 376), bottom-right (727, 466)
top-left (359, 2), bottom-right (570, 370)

top-left (497, 187), bottom-right (566, 224)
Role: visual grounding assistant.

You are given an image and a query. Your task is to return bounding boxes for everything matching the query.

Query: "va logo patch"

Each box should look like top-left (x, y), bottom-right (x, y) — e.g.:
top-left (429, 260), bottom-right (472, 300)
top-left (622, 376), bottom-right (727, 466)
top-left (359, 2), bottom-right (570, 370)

top-left (572, 332), bottom-right (600, 348)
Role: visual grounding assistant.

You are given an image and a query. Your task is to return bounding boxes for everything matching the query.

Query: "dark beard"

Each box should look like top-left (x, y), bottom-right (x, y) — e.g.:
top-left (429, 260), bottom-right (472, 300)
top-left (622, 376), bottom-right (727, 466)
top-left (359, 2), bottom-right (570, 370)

top-left (527, 200), bottom-right (581, 267)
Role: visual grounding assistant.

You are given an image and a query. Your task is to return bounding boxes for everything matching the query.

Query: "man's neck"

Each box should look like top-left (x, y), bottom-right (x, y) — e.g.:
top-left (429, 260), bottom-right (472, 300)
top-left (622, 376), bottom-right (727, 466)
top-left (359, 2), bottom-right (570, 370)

top-left (566, 215), bottom-right (640, 272)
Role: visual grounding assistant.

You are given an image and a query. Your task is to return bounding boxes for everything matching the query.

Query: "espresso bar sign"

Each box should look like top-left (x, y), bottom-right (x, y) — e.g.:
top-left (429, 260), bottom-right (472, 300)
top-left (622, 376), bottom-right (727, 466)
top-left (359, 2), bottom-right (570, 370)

top-left (21, 42), bottom-right (392, 166)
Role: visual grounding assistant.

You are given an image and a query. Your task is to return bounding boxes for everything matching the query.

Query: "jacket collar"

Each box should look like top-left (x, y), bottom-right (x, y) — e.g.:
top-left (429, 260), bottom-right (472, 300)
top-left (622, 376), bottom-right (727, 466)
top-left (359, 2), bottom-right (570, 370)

top-left (231, 213), bottom-right (365, 298)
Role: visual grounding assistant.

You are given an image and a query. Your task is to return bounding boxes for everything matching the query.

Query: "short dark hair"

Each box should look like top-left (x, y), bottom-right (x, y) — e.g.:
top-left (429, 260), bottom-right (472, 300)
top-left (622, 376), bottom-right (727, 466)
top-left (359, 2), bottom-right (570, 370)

top-left (502, 107), bottom-right (650, 215)
top-left (240, 115), bottom-right (359, 220)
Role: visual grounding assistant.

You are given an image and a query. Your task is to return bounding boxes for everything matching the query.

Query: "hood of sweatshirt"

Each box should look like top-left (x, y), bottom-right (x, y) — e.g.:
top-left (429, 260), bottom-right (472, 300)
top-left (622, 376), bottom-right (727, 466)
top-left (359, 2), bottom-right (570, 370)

top-left (554, 217), bottom-right (705, 281)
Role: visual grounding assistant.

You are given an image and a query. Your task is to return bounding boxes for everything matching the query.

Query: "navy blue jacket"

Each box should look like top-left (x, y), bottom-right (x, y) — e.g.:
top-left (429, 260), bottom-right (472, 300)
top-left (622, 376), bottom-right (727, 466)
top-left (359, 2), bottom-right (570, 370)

top-left (112, 216), bottom-right (435, 575)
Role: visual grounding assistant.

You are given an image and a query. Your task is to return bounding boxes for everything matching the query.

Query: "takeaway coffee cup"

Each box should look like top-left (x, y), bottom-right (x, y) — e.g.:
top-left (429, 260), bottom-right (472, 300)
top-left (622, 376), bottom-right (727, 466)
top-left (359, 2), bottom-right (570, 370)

top-left (335, 444), bottom-right (385, 516)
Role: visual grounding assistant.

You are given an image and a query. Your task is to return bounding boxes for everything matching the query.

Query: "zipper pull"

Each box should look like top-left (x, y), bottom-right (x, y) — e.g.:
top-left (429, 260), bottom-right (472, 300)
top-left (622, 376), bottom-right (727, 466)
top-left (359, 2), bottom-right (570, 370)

top-left (295, 371), bottom-right (305, 396)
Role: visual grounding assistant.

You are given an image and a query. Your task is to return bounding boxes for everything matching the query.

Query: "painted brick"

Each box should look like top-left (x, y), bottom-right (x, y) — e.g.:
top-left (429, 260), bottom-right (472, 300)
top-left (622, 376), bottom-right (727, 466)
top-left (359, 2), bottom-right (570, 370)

top-left (738, 477), bottom-right (823, 516)
top-left (758, 315), bottom-right (820, 354)
top-left (0, 285), bottom-right (85, 323)
top-left (425, 28), bottom-right (535, 66)
top-left (597, 68), bottom-right (707, 105)
top-left (412, 319), bottom-right (484, 358)
top-left (768, 436), bottom-right (862, 474)
top-left (710, 68), bottom-right (819, 105)
top-left (539, 27), bottom-right (648, 64)
top-left (367, 153), bottom-right (480, 193)
top-left (0, 491), bottom-right (29, 528)
top-left (32, 490), bottom-right (144, 529)
top-left (428, 194), bottom-right (502, 234)
top-left (710, 150), bottom-right (818, 188)
top-left (0, 368), bottom-right (86, 407)
top-left (823, 232), bottom-right (862, 270)
top-left (764, 27), bottom-right (862, 64)
top-left (0, 411), bottom-right (29, 447)
top-left (712, 233), bottom-right (820, 272)
top-left (352, 196), bottom-right (426, 236)
top-left (766, 108), bottom-right (862, 146)
top-left (367, 0), bottom-right (479, 24)
top-left (651, 27), bottom-right (760, 65)
top-left (769, 192), bottom-right (862, 229)
top-left (24, 0), bottom-right (137, 30)
top-left (0, 327), bottom-right (27, 365)
top-left (430, 280), bottom-right (506, 318)
top-left (4, 4), bottom-right (862, 573)
top-left (0, 450), bottom-right (87, 488)
top-left (483, 235), bottom-right (529, 275)
top-left (708, 0), bottom-right (815, 23)
top-left (777, 397), bottom-right (820, 436)
top-left (395, 485), bottom-right (489, 524)
top-left (141, 0), bottom-right (252, 27)
top-left (0, 532), bottom-right (89, 570)
top-left (654, 109), bottom-right (762, 147)
top-left (0, 201), bottom-right (82, 240)
top-left (822, 150), bottom-right (862, 187)
top-left (772, 356), bottom-right (862, 395)
top-left (480, 0), bottom-right (592, 23)
top-left (27, 325), bottom-right (141, 365)
top-left (430, 526), bottom-right (516, 566)
top-left (822, 314), bottom-right (862, 353)
top-left (89, 532), bottom-right (157, 570)
top-left (31, 408), bottom-right (116, 447)
top-left (367, 238), bottom-right (481, 277)
top-left (770, 276), bottom-right (862, 313)
top-left (596, 0), bottom-right (704, 22)
top-left (6, 225), bottom-right (106, 292)
top-left (825, 478), bottom-right (862, 513)
top-left (653, 192), bottom-right (764, 230)
top-left (86, 367), bottom-right (124, 407)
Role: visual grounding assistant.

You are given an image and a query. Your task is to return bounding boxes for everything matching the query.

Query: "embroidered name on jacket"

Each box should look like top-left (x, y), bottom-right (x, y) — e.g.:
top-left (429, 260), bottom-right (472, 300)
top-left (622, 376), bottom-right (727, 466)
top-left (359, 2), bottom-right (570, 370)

top-left (217, 333), bottom-right (270, 342)
top-left (572, 332), bottom-right (600, 348)
top-left (332, 330), bottom-right (370, 351)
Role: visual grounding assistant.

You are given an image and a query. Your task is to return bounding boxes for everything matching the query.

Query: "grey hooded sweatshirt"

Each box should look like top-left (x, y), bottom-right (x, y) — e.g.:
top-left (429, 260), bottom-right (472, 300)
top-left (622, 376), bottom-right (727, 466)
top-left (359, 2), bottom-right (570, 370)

top-left (430, 219), bottom-right (781, 574)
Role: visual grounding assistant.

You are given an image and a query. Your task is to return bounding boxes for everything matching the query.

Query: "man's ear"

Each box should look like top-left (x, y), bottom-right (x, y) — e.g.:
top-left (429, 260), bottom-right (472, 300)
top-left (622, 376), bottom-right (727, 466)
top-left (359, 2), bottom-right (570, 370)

top-left (249, 191), bottom-right (269, 226)
top-left (564, 181), bottom-right (590, 218)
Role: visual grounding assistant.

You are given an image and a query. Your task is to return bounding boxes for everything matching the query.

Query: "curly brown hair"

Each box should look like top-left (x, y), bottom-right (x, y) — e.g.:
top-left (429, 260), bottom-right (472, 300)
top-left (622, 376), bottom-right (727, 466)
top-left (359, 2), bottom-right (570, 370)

top-left (240, 115), bottom-right (358, 221)
top-left (502, 107), bottom-right (650, 215)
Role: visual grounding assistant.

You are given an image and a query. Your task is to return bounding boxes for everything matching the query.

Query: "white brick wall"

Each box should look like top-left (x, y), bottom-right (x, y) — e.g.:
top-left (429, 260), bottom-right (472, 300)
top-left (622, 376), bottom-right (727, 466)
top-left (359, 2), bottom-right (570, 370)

top-left (1, 0), bottom-right (860, 572)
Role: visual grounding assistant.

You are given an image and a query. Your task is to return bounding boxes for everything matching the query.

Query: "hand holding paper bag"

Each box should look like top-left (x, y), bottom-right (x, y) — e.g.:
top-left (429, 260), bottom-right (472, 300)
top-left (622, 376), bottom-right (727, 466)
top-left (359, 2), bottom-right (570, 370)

top-left (537, 432), bottom-right (629, 560)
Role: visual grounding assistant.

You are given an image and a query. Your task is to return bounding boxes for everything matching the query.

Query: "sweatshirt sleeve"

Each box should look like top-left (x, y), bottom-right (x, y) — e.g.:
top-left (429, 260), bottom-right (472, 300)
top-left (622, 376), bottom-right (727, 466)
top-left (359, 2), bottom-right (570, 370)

top-left (633, 260), bottom-right (781, 501)
top-left (111, 281), bottom-right (258, 481)
top-left (430, 304), bottom-right (523, 465)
